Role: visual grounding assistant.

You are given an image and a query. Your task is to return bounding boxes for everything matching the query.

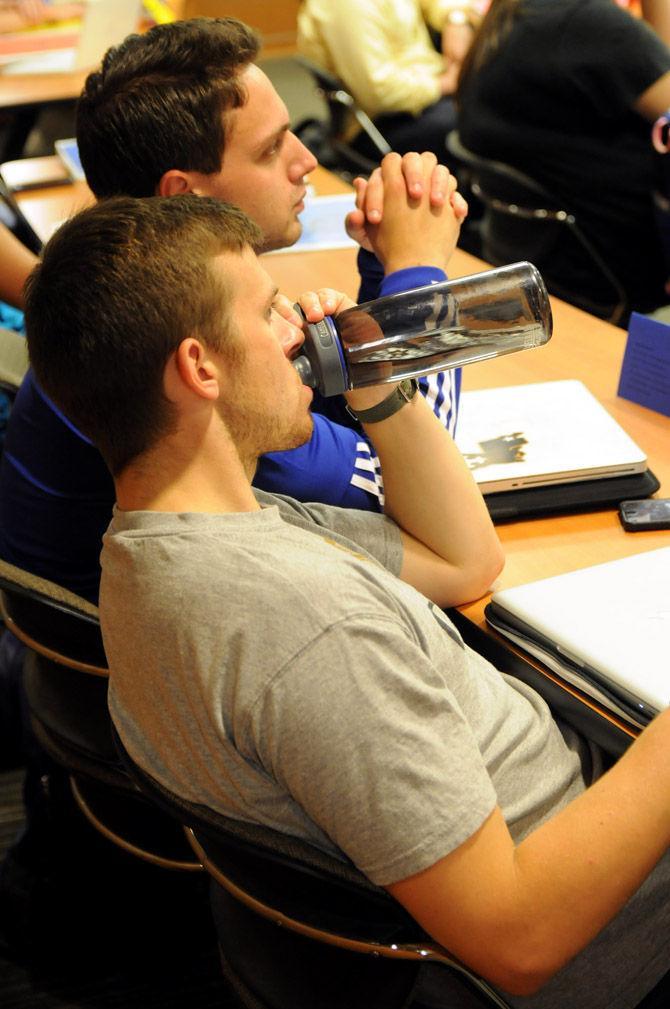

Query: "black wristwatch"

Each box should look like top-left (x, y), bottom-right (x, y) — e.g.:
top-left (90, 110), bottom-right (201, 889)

top-left (346, 379), bottom-right (419, 424)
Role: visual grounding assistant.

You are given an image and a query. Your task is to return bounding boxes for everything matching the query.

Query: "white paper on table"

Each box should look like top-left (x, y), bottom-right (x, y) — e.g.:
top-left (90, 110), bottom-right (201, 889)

top-left (267, 193), bottom-right (357, 255)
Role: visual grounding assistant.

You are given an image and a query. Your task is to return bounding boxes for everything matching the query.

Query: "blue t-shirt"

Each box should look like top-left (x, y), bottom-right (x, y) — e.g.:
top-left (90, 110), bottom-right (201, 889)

top-left (0, 254), bottom-right (460, 603)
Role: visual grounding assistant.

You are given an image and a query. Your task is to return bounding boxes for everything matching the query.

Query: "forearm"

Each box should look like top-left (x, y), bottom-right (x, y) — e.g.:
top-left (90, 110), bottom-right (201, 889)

top-left (508, 709), bottom-right (670, 986)
top-left (355, 390), bottom-right (503, 605)
top-left (0, 225), bottom-right (37, 309)
top-left (341, 153), bottom-right (496, 604)
top-left (642, 0), bottom-right (670, 46)
top-left (422, 708), bottom-right (670, 994)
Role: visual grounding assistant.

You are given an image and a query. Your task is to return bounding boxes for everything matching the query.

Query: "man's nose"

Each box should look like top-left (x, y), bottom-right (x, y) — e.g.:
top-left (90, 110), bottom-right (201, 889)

top-left (288, 132), bottom-right (318, 180)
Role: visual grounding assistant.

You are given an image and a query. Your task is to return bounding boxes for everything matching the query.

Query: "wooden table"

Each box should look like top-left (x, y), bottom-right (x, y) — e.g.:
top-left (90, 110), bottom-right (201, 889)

top-left (8, 160), bottom-right (670, 747)
top-left (264, 234), bottom-right (670, 753)
top-left (3, 163), bottom-right (354, 250)
top-left (0, 67), bottom-right (89, 112)
top-left (252, 183), bottom-right (670, 750)
top-left (4, 158), bottom-right (90, 243)
top-left (0, 68), bottom-right (87, 162)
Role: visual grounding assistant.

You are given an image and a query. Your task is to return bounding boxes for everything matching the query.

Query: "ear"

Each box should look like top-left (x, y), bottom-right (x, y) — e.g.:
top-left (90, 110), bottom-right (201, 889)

top-left (168, 338), bottom-right (221, 402)
top-left (157, 170), bottom-right (200, 198)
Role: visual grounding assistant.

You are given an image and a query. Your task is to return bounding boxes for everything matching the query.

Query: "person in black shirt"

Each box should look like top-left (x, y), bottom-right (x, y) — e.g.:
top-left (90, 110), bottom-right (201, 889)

top-left (457, 0), bottom-right (670, 320)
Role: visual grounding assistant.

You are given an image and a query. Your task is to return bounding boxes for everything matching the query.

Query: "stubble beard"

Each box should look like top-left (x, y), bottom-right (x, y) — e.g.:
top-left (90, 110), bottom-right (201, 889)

top-left (260, 212), bottom-right (302, 254)
top-left (215, 330), bottom-right (313, 464)
top-left (219, 396), bottom-right (314, 464)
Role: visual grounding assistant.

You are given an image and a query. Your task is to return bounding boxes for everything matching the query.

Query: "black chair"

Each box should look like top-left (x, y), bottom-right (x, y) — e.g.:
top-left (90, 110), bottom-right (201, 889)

top-left (295, 57), bottom-right (391, 179)
top-left (0, 557), bottom-right (201, 870)
top-left (112, 723), bottom-right (512, 1009)
top-left (446, 131), bottom-right (628, 325)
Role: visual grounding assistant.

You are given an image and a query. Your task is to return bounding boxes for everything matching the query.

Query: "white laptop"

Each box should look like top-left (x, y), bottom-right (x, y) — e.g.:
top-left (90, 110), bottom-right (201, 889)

top-left (455, 380), bottom-right (647, 494)
top-left (0, 0), bottom-right (140, 75)
top-left (486, 547), bottom-right (670, 727)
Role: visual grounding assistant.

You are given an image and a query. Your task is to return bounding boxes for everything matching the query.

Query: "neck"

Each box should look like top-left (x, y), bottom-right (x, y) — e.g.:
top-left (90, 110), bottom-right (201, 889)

top-left (114, 414), bottom-right (260, 516)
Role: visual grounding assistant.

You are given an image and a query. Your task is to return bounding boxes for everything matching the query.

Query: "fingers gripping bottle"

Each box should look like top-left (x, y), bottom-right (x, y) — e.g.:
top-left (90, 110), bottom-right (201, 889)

top-left (292, 261), bottom-right (552, 395)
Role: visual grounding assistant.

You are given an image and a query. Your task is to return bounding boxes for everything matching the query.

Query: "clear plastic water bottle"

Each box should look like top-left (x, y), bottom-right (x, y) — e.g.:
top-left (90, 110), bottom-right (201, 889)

top-left (293, 261), bottom-right (552, 396)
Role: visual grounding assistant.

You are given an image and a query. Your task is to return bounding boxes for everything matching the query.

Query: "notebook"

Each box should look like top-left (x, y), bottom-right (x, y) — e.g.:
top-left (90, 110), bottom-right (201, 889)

top-left (454, 380), bottom-right (658, 520)
top-left (485, 547), bottom-right (670, 728)
top-left (265, 193), bottom-right (357, 254)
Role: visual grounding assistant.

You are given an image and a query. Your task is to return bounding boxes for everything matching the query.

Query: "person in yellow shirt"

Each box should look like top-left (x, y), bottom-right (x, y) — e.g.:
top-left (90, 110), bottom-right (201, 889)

top-left (298, 0), bottom-right (483, 161)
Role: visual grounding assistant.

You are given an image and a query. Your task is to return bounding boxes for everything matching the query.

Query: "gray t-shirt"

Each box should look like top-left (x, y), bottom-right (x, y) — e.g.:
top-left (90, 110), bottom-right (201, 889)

top-left (103, 491), bottom-right (591, 882)
top-left (101, 491), bottom-right (670, 1008)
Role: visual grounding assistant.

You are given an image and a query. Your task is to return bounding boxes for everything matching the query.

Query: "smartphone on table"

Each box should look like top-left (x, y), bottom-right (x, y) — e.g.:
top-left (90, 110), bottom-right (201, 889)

top-left (618, 498), bottom-right (670, 532)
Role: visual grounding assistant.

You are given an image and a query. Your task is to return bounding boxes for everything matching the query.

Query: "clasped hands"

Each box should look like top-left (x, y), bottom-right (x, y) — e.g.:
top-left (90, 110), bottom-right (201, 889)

top-left (278, 151), bottom-right (468, 328)
top-left (346, 150), bottom-right (468, 274)
top-left (275, 152), bottom-right (466, 414)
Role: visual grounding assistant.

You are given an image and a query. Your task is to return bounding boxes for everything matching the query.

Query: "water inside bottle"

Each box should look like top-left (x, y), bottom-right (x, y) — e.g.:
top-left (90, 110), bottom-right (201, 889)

top-left (336, 277), bottom-right (549, 388)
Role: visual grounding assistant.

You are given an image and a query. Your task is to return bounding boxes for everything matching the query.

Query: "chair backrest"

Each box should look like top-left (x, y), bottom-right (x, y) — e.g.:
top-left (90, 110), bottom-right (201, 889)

top-left (446, 132), bottom-right (628, 324)
top-left (111, 722), bottom-right (388, 904)
top-left (295, 56), bottom-right (391, 177)
top-left (112, 724), bottom-right (512, 1009)
top-left (0, 557), bottom-right (200, 868)
top-left (0, 557), bottom-right (106, 673)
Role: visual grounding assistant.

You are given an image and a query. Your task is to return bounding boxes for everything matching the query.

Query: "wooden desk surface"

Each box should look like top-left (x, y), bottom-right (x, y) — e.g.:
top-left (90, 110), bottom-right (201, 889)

top-left (0, 67), bottom-right (89, 111)
top-left (456, 293), bottom-right (670, 627)
top-left (6, 163), bottom-right (355, 248)
top-left (10, 160), bottom-right (670, 632)
top-left (8, 159), bottom-right (669, 743)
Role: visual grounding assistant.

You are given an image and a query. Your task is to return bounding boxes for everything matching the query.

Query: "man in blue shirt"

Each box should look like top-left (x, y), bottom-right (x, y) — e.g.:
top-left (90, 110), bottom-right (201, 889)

top-left (0, 17), bottom-right (466, 604)
top-left (0, 20), bottom-right (468, 929)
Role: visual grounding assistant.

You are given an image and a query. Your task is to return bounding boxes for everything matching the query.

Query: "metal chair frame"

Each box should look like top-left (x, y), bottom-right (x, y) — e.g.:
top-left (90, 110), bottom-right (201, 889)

top-left (0, 557), bottom-right (201, 871)
top-left (446, 131), bottom-right (628, 325)
top-left (113, 723), bottom-right (512, 1009)
top-left (295, 57), bottom-right (391, 177)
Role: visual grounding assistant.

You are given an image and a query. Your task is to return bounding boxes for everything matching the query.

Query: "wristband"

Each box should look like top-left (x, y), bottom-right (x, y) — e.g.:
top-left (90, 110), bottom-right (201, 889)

top-left (346, 379), bottom-right (418, 424)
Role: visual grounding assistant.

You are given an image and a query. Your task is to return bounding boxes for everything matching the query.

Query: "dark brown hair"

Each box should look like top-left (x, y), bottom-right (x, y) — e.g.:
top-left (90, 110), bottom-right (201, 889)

top-left (26, 195), bottom-right (261, 475)
top-left (76, 18), bottom-right (260, 198)
top-left (458, 0), bottom-right (522, 93)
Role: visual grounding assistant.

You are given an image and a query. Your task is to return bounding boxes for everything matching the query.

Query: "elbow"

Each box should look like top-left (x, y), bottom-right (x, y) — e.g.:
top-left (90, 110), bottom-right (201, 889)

top-left (471, 944), bottom-right (559, 998)
top-left (479, 542), bottom-right (505, 595)
top-left (451, 542), bottom-right (505, 607)
top-left (489, 957), bottom-right (554, 998)
top-left (491, 973), bottom-right (550, 999)
top-left (471, 925), bottom-right (569, 997)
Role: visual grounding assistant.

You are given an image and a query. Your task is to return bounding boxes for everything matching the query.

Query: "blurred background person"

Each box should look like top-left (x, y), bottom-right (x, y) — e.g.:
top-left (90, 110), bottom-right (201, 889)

top-left (457, 0), bottom-right (670, 322)
top-left (298, 0), bottom-right (485, 162)
top-left (0, 0), bottom-right (82, 34)
top-left (0, 2), bottom-right (84, 159)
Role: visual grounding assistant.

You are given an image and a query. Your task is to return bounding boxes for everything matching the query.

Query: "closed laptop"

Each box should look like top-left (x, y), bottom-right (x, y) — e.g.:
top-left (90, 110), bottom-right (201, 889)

top-left (485, 547), bottom-right (670, 726)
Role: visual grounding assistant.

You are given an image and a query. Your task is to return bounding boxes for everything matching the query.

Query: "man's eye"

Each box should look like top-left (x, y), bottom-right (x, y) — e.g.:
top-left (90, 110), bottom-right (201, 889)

top-left (265, 136), bottom-right (284, 158)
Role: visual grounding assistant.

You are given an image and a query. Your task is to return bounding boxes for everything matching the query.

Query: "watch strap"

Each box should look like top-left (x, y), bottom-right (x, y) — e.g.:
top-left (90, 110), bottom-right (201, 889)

top-left (346, 379), bottom-right (419, 424)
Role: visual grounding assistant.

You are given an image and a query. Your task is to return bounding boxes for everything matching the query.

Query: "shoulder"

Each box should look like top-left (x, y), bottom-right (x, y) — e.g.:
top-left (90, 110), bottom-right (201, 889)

top-left (3, 369), bottom-right (111, 491)
top-left (257, 490), bottom-right (401, 568)
top-left (562, 0), bottom-right (667, 50)
top-left (552, 0), bottom-right (670, 106)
